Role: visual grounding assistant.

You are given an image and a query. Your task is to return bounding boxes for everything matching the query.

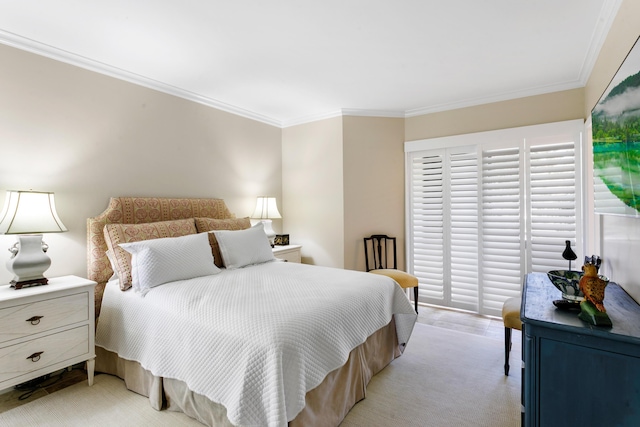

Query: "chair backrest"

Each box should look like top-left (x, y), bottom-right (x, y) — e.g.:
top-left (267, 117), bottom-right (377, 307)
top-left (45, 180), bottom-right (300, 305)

top-left (364, 235), bottom-right (397, 271)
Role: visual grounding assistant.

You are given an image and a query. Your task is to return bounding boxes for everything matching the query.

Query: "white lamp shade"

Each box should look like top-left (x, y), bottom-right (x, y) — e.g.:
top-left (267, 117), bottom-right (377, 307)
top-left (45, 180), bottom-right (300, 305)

top-left (0, 191), bottom-right (68, 234)
top-left (251, 196), bottom-right (282, 219)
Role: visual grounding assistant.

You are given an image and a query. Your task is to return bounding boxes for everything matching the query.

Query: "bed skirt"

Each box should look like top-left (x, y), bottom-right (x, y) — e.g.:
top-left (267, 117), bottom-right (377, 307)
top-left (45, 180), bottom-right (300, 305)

top-left (95, 317), bottom-right (401, 427)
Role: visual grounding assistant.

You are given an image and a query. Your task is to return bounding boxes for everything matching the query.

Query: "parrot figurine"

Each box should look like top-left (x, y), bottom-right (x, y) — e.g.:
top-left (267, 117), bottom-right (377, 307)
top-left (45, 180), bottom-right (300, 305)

top-left (579, 262), bottom-right (607, 313)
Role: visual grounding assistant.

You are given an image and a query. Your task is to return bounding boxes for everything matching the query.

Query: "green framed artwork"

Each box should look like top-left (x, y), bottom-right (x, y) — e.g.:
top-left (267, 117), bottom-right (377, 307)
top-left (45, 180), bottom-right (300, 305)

top-left (592, 36), bottom-right (640, 217)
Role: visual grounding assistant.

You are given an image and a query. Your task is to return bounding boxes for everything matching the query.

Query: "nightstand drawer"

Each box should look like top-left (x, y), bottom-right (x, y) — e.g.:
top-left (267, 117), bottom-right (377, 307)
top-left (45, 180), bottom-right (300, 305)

top-left (272, 245), bottom-right (302, 263)
top-left (275, 251), bottom-right (301, 263)
top-left (0, 292), bottom-right (89, 344)
top-left (0, 325), bottom-right (89, 384)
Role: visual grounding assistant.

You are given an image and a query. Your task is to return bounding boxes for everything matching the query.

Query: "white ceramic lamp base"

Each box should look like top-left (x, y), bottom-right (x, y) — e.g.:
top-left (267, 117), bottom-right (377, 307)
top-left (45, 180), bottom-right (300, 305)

top-left (6, 234), bottom-right (51, 289)
top-left (261, 219), bottom-right (276, 246)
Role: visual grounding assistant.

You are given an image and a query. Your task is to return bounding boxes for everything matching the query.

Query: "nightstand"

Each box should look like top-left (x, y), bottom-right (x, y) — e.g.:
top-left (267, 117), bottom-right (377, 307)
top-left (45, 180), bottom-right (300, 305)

top-left (0, 275), bottom-right (96, 391)
top-left (272, 244), bottom-right (302, 263)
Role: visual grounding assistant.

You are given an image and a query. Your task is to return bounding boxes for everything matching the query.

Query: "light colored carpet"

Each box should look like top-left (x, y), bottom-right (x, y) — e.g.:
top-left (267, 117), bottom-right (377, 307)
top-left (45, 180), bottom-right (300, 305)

top-left (341, 323), bottom-right (521, 427)
top-left (0, 323), bottom-right (521, 426)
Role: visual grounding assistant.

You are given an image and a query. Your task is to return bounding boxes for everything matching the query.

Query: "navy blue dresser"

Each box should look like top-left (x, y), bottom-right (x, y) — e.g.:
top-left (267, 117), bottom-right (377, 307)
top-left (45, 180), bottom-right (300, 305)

top-left (521, 273), bottom-right (640, 427)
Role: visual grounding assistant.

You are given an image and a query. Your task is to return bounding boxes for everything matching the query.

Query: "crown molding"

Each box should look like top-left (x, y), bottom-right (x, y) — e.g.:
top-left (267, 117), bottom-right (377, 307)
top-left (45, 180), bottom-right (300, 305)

top-left (0, 30), bottom-right (282, 128)
top-left (280, 110), bottom-right (343, 128)
top-left (577, 0), bottom-right (622, 85)
top-left (281, 108), bottom-right (405, 128)
top-left (341, 109), bottom-right (405, 118)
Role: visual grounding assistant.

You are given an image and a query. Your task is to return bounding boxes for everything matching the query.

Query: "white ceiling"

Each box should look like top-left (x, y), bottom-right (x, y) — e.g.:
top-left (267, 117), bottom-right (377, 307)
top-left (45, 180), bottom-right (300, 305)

top-left (0, 0), bottom-right (621, 127)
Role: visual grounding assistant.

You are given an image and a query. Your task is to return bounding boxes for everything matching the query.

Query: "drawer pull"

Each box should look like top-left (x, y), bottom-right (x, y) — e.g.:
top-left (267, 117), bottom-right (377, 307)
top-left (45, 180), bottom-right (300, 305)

top-left (26, 316), bottom-right (44, 325)
top-left (27, 351), bottom-right (44, 362)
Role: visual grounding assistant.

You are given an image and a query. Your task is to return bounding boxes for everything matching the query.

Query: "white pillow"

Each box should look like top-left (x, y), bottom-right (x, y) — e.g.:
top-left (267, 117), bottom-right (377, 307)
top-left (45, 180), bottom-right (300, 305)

top-left (213, 223), bottom-right (276, 269)
top-left (119, 232), bottom-right (220, 295)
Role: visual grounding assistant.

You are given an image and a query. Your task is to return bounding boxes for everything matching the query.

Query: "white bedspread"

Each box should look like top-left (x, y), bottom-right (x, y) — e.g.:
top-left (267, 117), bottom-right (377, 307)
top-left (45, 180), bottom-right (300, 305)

top-left (95, 261), bottom-right (417, 427)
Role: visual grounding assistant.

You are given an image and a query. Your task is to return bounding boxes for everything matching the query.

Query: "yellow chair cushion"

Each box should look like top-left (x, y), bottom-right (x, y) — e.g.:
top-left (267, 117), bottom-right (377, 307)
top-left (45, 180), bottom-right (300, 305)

top-left (502, 297), bottom-right (522, 330)
top-left (369, 269), bottom-right (418, 289)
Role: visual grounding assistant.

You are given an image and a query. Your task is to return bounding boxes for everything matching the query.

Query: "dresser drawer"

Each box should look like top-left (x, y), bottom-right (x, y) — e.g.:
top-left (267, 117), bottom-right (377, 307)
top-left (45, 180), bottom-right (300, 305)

top-left (0, 292), bottom-right (89, 344)
top-left (0, 325), bottom-right (89, 384)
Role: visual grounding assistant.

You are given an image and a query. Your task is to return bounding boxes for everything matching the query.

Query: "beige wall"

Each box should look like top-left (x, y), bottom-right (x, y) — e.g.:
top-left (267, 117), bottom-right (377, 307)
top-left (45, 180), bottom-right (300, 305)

top-left (584, 0), bottom-right (640, 301)
top-left (342, 116), bottom-right (405, 271)
top-left (405, 88), bottom-right (585, 142)
top-left (282, 117), bottom-right (344, 268)
top-left (0, 44), bottom-right (282, 284)
top-left (281, 116), bottom-right (405, 272)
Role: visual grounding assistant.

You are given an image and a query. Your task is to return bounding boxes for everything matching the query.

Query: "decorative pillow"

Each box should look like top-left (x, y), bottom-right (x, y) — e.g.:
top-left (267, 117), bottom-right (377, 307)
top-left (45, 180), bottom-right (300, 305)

top-left (105, 249), bottom-right (114, 266)
top-left (104, 218), bottom-right (197, 291)
top-left (119, 233), bottom-right (220, 295)
top-left (194, 217), bottom-right (251, 267)
top-left (213, 223), bottom-right (275, 269)
top-left (105, 249), bottom-right (119, 282)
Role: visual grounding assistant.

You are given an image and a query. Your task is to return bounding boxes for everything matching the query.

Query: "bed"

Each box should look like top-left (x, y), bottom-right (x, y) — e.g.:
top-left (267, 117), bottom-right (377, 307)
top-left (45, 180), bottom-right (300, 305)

top-left (88, 197), bottom-right (417, 427)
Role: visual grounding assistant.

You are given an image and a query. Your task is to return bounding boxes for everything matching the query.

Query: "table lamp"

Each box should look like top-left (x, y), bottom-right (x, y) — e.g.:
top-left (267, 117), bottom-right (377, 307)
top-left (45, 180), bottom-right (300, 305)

top-left (251, 196), bottom-right (281, 246)
top-left (0, 190), bottom-right (68, 289)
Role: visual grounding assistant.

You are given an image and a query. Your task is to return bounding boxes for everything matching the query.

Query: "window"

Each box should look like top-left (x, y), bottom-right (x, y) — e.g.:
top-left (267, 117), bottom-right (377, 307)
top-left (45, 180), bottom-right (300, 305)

top-left (405, 120), bottom-right (584, 316)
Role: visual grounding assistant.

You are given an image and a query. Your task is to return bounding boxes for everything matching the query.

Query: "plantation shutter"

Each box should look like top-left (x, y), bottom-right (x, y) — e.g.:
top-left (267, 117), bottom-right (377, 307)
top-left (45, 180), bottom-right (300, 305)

top-left (405, 120), bottom-right (584, 317)
top-left (408, 147), bottom-right (478, 310)
top-left (449, 150), bottom-right (479, 311)
top-left (480, 145), bottom-right (524, 314)
top-left (527, 137), bottom-right (582, 273)
top-left (409, 151), bottom-right (445, 304)
top-left (593, 175), bottom-right (624, 214)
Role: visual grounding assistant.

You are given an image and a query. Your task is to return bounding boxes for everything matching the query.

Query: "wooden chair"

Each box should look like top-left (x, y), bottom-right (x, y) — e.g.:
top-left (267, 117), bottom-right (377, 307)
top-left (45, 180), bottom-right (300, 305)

top-left (364, 234), bottom-right (419, 313)
top-left (501, 297), bottom-right (522, 375)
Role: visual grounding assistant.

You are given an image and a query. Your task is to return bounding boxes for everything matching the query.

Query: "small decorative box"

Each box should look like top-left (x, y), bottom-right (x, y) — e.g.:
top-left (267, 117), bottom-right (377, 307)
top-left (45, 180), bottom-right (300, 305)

top-left (274, 234), bottom-right (289, 246)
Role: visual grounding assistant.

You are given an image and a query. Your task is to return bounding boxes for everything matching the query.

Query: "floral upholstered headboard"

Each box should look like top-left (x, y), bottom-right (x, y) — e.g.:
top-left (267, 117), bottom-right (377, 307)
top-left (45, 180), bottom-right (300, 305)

top-left (87, 197), bottom-right (234, 317)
